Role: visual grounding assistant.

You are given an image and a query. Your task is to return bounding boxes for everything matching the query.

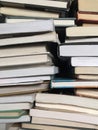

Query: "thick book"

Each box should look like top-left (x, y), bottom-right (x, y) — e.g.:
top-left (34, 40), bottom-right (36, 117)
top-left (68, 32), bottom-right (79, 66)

top-left (0, 32), bottom-right (58, 47)
top-left (78, 0), bottom-right (98, 13)
top-left (0, 76), bottom-right (50, 86)
top-left (71, 57), bottom-right (98, 66)
top-left (0, 44), bottom-right (50, 58)
top-left (75, 67), bottom-right (98, 75)
top-left (77, 11), bottom-right (98, 23)
top-left (76, 74), bottom-right (98, 80)
top-left (51, 78), bottom-right (98, 88)
top-left (0, 7), bottom-right (59, 18)
top-left (66, 26), bottom-right (98, 37)
top-left (0, 110), bottom-right (27, 119)
top-left (22, 123), bottom-right (79, 130)
top-left (31, 117), bottom-right (98, 129)
top-left (36, 93), bottom-right (98, 110)
top-left (0, 115), bottom-right (30, 123)
top-left (0, 54), bottom-right (52, 67)
top-left (36, 102), bottom-right (98, 115)
top-left (0, 20), bottom-right (54, 36)
top-left (0, 0), bottom-right (69, 10)
top-left (0, 94), bottom-right (35, 103)
top-left (75, 89), bottom-right (98, 99)
top-left (0, 103), bottom-right (32, 111)
top-left (60, 44), bottom-right (98, 57)
top-left (0, 66), bottom-right (58, 78)
top-left (0, 83), bottom-right (48, 96)
top-left (30, 109), bottom-right (98, 125)
top-left (5, 16), bottom-right (75, 27)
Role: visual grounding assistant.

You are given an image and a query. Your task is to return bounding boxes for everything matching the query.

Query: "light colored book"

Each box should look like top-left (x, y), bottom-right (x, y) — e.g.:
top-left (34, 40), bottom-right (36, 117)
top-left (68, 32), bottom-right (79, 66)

top-left (51, 78), bottom-right (98, 88)
top-left (71, 57), bottom-right (98, 66)
top-left (0, 110), bottom-right (27, 119)
top-left (36, 93), bottom-right (98, 110)
top-left (0, 83), bottom-right (49, 96)
top-left (31, 117), bottom-right (98, 129)
top-left (76, 74), bottom-right (98, 80)
top-left (0, 66), bottom-right (58, 78)
top-left (66, 26), bottom-right (98, 37)
top-left (36, 102), bottom-right (98, 115)
top-left (22, 123), bottom-right (81, 130)
top-left (75, 89), bottom-right (98, 99)
top-left (0, 76), bottom-right (50, 86)
top-left (75, 67), bottom-right (98, 75)
top-left (0, 54), bottom-right (52, 67)
top-left (0, 115), bottom-right (30, 123)
top-left (0, 20), bottom-right (54, 36)
top-left (30, 109), bottom-right (98, 125)
top-left (78, 0), bottom-right (98, 12)
top-left (0, 32), bottom-right (58, 47)
top-left (0, 44), bottom-right (49, 58)
top-left (0, 7), bottom-right (59, 18)
top-left (0, 103), bottom-right (32, 111)
top-left (0, 0), bottom-right (68, 10)
top-left (60, 44), bottom-right (98, 57)
top-left (0, 94), bottom-right (35, 103)
top-left (5, 17), bottom-right (75, 27)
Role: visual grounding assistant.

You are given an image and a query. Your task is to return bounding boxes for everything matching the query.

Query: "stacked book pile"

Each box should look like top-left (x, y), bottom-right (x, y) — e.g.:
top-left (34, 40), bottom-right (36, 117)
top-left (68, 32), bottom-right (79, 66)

top-left (0, 0), bottom-right (75, 42)
top-left (58, 0), bottom-right (98, 98)
top-left (0, 19), bottom-right (58, 129)
top-left (21, 93), bottom-right (98, 130)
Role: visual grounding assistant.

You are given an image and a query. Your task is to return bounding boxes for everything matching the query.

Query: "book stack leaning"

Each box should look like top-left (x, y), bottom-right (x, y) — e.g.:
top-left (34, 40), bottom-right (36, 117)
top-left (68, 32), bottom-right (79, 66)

top-left (59, 0), bottom-right (98, 98)
top-left (0, 20), bottom-right (58, 129)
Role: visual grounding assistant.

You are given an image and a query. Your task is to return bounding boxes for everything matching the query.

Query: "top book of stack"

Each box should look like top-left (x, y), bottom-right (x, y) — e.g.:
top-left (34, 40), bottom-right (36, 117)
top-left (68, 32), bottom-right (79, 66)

top-left (0, 0), bottom-right (70, 11)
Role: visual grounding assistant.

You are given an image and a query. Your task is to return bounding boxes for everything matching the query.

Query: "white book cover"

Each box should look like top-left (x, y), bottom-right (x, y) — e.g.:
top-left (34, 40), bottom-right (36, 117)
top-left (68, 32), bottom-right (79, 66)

top-left (71, 57), bottom-right (98, 66)
top-left (0, 20), bottom-right (54, 35)
top-left (0, 94), bottom-right (35, 103)
top-left (0, 66), bottom-right (58, 78)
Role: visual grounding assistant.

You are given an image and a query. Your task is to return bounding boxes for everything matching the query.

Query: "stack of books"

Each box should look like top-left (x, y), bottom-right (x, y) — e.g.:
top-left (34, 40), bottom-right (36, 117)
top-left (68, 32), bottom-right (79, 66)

top-left (0, 19), bottom-right (58, 129)
top-left (21, 93), bottom-right (98, 130)
top-left (58, 0), bottom-right (98, 99)
top-left (0, 0), bottom-right (76, 42)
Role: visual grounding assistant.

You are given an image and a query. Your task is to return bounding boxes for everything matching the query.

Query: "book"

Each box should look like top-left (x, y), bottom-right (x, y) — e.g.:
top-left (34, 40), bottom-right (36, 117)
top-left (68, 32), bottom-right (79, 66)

top-left (0, 115), bottom-right (30, 123)
top-left (78, 0), bottom-right (98, 13)
top-left (5, 16), bottom-right (75, 27)
top-left (0, 66), bottom-right (58, 78)
top-left (0, 76), bottom-right (50, 86)
top-left (0, 110), bottom-right (27, 119)
top-left (76, 74), bottom-right (98, 80)
top-left (51, 78), bottom-right (98, 88)
top-left (77, 11), bottom-right (98, 23)
top-left (0, 103), bottom-right (32, 111)
top-left (75, 67), bottom-right (98, 74)
top-left (0, 20), bottom-right (54, 36)
top-left (36, 102), bottom-right (98, 115)
top-left (0, 0), bottom-right (69, 10)
top-left (22, 123), bottom-right (80, 130)
top-left (30, 109), bottom-right (98, 125)
top-left (0, 54), bottom-right (52, 67)
top-left (0, 83), bottom-right (48, 96)
top-left (31, 117), bottom-right (98, 129)
top-left (75, 89), bottom-right (98, 99)
top-left (65, 37), bottom-right (98, 43)
top-left (0, 44), bottom-right (50, 57)
top-left (36, 93), bottom-right (98, 109)
top-left (0, 7), bottom-right (59, 18)
top-left (0, 32), bottom-right (58, 47)
top-left (71, 57), bottom-right (98, 66)
top-left (66, 26), bottom-right (98, 37)
top-left (60, 44), bottom-right (98, 57)
top-left (0, 94), bottom-right (35, 103)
